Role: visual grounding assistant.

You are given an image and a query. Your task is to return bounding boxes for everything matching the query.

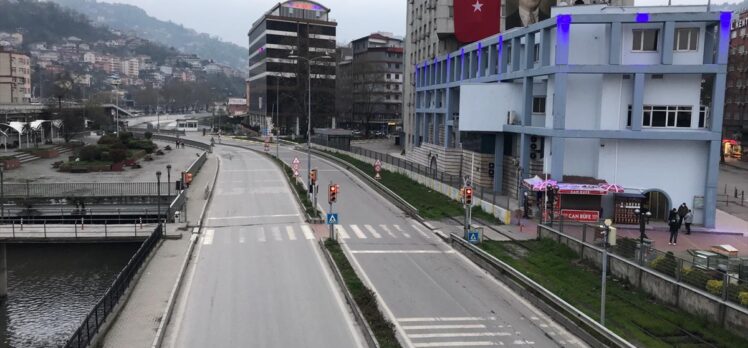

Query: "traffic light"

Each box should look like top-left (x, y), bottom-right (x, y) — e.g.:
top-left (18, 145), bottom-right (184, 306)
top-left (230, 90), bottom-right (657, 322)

top-left (310, 169), bottom-right (318, 185)
top-left (328, 184), bottom-right (338, 203)
top-left (464, 186), bottom-right (473, 205)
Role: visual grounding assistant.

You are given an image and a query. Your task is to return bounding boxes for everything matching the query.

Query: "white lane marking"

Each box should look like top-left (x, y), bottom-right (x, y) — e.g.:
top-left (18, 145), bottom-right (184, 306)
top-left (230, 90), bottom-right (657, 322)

top-left (308, 229), bottom-right (366, 348)
top-left (258, 227), bottom-right (267, 242)
top-left (402, 324), bottom-right (486, 330)
top-left (202, 229), bottom-right (214, 245)
top-left (286, 226), bottom-right (297, 240)
top-left (301, 225), bottom-right (315, 240)
top-left (411, 224), bottom-right (431, 239)
top-left (512, 340), bottom-right (535, 345)
top-left (413, 342), bottom-right (496, 347)
top-left (337, 226), bottom-right (351, 239)
top-left (398, 317), bottom-right (497, 322)
top-left (341, 243), bottom-right (415, 348)
top-left (238, 229), bottom-right (245, 244)
top-left (350, 225), bottom-right (367, 239)
top-left (409, 332), bottom-right (511, 339)
top-left (351, 250), bottom-right (456, 254)
top-left (208, 214), bottom-right (300, 220)
top-left (364, 225), bottom-right (382, 239)
top-left (380, 224), bottom-right (397, 238)
top-left (394, 224), bottom-right (411, 238)
top-left (272, 226), bottom-right (282, 241)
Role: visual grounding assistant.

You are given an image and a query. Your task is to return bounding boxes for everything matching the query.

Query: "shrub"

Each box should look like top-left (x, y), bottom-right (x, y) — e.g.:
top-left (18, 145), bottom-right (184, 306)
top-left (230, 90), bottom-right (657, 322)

top-left (707, 280), bottom-right (724, 296)
top-left (739, 292), bottom-right (748, 306)
top-left (78, 145), bottom-right (101, 162)
top-left (649, 252), bottom-right (677, 278)
top-left (617, 238), bottom-right (637, 259)
top-left (681, 267), bottom-right (710, 288)
top-left (98, 134), bottom-right (120, 145)
top-left (110, 148), bottom-right (128, 163)
top-left (118, 132), bottom-right (134, 144)
top-left (144, 131), bottom-right (153, 139)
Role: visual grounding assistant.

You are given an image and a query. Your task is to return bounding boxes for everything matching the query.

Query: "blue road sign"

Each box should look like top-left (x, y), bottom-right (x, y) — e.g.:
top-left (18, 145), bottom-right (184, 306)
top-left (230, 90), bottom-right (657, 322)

top-left (467, 231), bottom-right (480, 244)
top-left (326, 213), bottom-right (339, 225)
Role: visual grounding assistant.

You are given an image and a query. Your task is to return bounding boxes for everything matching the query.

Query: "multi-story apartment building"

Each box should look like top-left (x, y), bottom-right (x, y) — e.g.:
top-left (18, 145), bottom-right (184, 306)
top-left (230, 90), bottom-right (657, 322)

top-left (246, 0), bottom-right (337, 135)
top-left (0, 50), bottom-right (31, 104)
top-left (337, 32), bottom-right (404, 134)
top-left (725, 10), bottom-right (748, 159)
top-left (414, 5), bottom-right (729, 228)
top-left (120, 58), bottom-right (140, 77)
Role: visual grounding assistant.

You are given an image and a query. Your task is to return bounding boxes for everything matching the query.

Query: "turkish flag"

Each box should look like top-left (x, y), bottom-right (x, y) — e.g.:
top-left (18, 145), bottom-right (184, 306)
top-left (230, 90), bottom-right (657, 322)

top-left (454, 0), bottom-right (501, 43)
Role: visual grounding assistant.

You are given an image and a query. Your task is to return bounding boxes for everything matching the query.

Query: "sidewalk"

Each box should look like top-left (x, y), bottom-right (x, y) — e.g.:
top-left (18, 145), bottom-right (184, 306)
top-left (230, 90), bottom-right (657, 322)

top-left (723, 157), bottom-right (748, 172)
top-left (100, 153), bottom-right (218, 348)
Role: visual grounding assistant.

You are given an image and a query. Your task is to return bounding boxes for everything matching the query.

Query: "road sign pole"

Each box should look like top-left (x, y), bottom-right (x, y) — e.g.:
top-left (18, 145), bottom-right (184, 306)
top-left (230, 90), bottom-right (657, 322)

top-left (329, 201), bottom-right (334, 241)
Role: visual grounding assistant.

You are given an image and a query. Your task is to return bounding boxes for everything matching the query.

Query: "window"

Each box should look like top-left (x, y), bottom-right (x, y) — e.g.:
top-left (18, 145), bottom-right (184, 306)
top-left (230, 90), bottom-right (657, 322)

top-left (741, 28), bottom-right (746, 37)
top-left (699, 106), bottom-right (709, 128)
top-left (628, 105), bottom-right (693, 128)
top-left (674, 28), bottom-right (699, 51)
top-left (632, 29), bottom-right (659, 52)
top-left (533, 43), bottom-right (540, 63)
top-left (532, 97), bottom-right (546, 114)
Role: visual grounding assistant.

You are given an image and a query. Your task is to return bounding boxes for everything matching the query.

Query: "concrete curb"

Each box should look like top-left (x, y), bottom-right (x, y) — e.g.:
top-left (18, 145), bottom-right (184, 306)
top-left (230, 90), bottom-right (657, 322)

top-left (318, 240), bottom-right (380, 348)
top-left (151, 153), bottom-right (221, 348)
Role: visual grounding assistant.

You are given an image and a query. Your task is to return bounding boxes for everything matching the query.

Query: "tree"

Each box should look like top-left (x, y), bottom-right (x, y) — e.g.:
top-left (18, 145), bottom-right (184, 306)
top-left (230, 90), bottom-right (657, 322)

top-left (58, 108), bottom-right (87, 143)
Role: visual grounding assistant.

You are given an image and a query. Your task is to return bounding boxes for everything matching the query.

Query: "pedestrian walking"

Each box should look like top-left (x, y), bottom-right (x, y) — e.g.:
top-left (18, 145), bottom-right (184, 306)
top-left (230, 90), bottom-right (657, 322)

top-left (684, 209), bottom-right (693, 235)
top-left (677, 203), bottom-right (688, 229)
top-left (668, 208), bottom-right (679, 245)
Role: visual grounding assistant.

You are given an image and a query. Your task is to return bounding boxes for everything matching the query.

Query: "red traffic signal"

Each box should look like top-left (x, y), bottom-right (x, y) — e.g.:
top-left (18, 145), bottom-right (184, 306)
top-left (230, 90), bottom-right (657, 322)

top-left (464, 186), bottom-right (473, 205)
top-left (328, 184), bottom-right (338, 203)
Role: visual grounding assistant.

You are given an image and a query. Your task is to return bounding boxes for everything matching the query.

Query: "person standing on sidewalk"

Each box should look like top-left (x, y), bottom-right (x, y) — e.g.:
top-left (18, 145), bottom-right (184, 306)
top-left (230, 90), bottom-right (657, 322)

top-left (684, 209), bottom-right (693, 235)
top-left (677, 203), bottom-right (688, 230)
top-left (669, 209), bottom-right (679, 245)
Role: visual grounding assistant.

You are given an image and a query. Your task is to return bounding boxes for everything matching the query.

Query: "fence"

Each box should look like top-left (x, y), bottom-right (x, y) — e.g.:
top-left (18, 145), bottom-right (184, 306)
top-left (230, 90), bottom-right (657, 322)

top-left (314, 143), bottom-right (513, 223)
top-left (0, 207), bottom-right (167, 224)
top-left (64, 224), bottom-right (163, 348)
top-left (0, 182), bottom-right (174, 199)
top-left (537, 224), bottom-right (748, 337)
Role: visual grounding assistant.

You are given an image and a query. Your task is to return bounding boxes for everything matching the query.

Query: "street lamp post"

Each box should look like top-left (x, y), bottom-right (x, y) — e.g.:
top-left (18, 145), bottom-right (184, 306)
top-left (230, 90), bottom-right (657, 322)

top-left (288, 51), bottom-right (331, 193)
top-left (1, 164), bottom-right (4, 224)
top-left (166, 165), bottom-right (172, 224)
top-left (156, 171), bottom-right (162, 231)
top-left (634, 207), bottom-right (652, 265)
top-left (600, 218), bottom-right (612, 326)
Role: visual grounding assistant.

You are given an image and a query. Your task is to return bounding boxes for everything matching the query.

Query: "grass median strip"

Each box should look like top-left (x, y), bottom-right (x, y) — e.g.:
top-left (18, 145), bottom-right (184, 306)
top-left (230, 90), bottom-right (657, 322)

top-left (323, 150), bottom-right (500, 223)
top-left (324, 239), bottom-right (401, 348)
top-left (481, 239), bottom-right (748, 348)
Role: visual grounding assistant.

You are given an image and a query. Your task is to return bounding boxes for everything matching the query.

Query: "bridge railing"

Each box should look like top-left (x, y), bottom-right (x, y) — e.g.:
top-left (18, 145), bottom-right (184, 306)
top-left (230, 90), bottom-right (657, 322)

top-left (1, 182), bottom-right (174, 198)
top-left (64, 224), bottom-right (163, 348)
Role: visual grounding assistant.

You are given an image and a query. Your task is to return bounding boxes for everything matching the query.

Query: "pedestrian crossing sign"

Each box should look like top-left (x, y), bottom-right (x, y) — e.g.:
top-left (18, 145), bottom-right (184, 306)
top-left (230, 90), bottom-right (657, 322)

top-left (326, 213), bottom-right (339, 225)
top-left (467, 230), bottom-right (481, 244)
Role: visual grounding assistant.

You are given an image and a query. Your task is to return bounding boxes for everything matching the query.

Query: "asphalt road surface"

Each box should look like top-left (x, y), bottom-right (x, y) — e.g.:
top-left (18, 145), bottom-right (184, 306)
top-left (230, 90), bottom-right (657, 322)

top-left (220, 138), bottom-right (587, 348)
top-left (162, 144), bottom-right (364, 348)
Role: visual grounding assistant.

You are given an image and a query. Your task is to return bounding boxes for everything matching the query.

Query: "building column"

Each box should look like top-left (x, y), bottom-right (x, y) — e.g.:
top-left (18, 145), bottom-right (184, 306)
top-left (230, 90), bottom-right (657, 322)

top-left (550, 137), bottom-right (565, 181)
top-left (519, 133), bottom-right (530, 180)
top-left (631, 73), bottom-right (645, 131)
top-left (0, 243), bottom-right (6, 299)
top-left (662, 21), bottom-right (675, 65)
top-left (493, 134), bottom-right (504, 193)
top-left (444, 88), bottom-right (452, 148)
top-left (522, 77), bottom-right (533, 125)
top-left (609, 22), bottom-right (622, 65)
top-left (704, 140), bottom-right (720, 228)
top-left (432, 114), bottom-right (440, 146)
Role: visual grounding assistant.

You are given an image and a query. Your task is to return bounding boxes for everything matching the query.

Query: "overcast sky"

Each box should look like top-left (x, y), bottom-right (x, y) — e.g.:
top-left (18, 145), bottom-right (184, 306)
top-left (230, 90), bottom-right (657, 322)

top-left (99, 0), bottom-right (742, 48)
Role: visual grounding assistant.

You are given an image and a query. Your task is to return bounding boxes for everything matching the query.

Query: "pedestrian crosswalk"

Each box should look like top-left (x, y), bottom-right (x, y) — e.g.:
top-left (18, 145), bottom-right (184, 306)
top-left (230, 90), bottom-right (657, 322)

top-left (201, 223), bottom-right (434, 245)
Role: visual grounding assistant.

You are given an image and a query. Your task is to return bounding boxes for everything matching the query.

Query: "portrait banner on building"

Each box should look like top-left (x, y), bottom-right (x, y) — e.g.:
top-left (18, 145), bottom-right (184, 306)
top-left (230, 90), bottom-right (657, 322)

top-left (454, 0), bottom-right (501, 43)
top-left (505, 0), bottom-right (557, 30)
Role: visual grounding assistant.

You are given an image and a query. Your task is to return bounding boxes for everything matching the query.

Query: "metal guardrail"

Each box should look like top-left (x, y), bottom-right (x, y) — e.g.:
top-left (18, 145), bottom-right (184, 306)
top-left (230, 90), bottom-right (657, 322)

top-left (450, 233), bottom-right (637, 348)
top-left (1, 182), bottom-right (174, 198)
top-left (65, 224), bottom-right (163, 348)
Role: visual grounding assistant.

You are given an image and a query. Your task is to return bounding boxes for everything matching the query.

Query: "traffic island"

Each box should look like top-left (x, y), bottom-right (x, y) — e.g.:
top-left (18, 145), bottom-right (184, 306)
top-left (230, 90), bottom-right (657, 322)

top-left (323, 239), bottom-right (400, 348)
top-left (318, 149), bottom-right (501, 223)
top-left (477, 238), bottom-right (748, 347)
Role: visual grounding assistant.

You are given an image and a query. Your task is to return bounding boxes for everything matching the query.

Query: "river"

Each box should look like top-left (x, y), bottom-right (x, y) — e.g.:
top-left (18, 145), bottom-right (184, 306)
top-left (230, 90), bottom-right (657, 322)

top-left (0, 243), bottom-right (140, 347)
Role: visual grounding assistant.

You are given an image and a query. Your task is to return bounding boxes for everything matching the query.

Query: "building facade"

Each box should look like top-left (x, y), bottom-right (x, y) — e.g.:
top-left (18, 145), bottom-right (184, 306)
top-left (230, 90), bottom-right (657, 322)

top-left (0, 50), bottom-right (31, 104)
top-left (246, 0), bottom-right (337, 135)
top-left (337, 33), bottom-right (404, 134)
top-left (725, 10), bottom-right (748, 159)
top-left (414, 5), bottom-right (729, 228)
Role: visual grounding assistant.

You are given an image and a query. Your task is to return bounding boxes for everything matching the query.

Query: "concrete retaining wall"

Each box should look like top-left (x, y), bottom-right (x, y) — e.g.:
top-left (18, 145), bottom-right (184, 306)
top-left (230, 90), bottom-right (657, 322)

top-left (537, 226), bottom-right (748, 338)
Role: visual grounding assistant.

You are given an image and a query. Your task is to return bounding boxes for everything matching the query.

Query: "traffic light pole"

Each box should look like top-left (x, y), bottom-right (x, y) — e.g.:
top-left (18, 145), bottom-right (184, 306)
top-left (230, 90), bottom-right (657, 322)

top-left (329, 200), bottom-right (335, 241)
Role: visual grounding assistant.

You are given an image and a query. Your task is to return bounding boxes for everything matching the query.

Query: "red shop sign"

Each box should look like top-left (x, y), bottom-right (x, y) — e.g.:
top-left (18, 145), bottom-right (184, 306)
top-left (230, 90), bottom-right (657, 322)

top-left (561, 209), bottom-right (600, 222)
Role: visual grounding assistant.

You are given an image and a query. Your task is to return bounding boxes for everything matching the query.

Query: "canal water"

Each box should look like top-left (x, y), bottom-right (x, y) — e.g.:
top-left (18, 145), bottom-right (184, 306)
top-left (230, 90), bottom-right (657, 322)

top-left (0, 243), bottom-right (140, 347)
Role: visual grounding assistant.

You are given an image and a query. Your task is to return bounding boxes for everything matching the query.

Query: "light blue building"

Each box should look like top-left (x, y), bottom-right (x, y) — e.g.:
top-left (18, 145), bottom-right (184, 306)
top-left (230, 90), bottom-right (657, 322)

top-left (410, 5), bottom-right (729, 227)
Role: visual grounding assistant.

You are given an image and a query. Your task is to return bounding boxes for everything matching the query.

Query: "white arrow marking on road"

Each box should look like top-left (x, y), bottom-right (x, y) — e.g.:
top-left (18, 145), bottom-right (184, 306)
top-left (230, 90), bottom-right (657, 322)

top-left (286, 226), bottom-right (297, 240)
top-left (349, 225), bottom-right (367, 239)
top-left (301, 225), bottom-right (315, 240)
top-left (380, 225), bottom-right (397, 238)
top-left (336, 226), bottom-right (350, 239)
top-left (394, 224), bottom-right (411, 238)
top-left (203, 229), bottom-right (214, 245)
top-left (364, 225), bottom-right (382, 238)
